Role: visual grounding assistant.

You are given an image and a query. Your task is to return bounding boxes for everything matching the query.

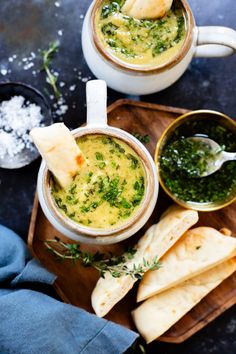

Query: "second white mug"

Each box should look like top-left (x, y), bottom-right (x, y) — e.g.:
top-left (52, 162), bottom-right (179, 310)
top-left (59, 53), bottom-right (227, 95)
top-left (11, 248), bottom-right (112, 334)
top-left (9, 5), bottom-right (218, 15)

top-left (82, 0), bottom-right (236, 95)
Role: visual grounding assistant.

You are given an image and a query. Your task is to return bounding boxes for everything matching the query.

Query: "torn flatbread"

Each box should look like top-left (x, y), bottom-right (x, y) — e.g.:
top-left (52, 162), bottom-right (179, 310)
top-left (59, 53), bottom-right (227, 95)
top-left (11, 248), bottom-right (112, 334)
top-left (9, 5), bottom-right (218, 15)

top-left (91, 205), bottom-right (198, 317)
top-left (132, 257), bottom-right (236, 343)
top-left (138, 227), bottom-right (236, 301)
top-left (30, 123), bottom-right (85, 188)
top-left (122, 0), bottom-right (173, 20)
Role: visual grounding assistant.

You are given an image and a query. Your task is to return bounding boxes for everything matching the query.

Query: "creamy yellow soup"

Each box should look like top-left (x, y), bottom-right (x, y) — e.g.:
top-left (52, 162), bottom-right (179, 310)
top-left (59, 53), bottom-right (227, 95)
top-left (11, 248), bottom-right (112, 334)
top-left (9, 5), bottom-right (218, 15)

top-left (51, 135), bottom-right (146, 229)
top-left (95, 0), bottom-right (187, 68)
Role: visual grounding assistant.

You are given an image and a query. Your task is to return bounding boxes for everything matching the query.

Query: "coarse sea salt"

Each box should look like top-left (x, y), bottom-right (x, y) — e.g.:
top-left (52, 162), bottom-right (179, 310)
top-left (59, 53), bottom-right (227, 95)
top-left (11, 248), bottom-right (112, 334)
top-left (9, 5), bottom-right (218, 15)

top-left (69, 84), bottom-right (76, 91)
top-left (0, 96), bottom-right (44, 159)
top-left (0, 69), bottom-right (8, 76)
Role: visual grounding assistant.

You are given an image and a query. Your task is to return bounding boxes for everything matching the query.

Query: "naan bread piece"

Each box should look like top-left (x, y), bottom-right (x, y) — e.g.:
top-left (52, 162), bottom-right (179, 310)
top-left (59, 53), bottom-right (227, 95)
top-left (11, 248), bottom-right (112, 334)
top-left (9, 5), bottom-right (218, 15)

top-left (91, 205), bottom-right (198, 317)
top-left (133, 257), bottom-right (236, 343)
top-left (30, 123), bottom-right (85, 188)
top-left (138, 227), bottom-right (236, 302)
top-left (122, 0), bottom-right (173, 20)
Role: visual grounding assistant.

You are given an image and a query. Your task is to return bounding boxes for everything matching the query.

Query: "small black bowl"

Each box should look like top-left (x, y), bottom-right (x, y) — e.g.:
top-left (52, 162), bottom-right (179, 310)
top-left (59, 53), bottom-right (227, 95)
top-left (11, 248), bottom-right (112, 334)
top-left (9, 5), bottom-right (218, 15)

top-left (0, 82), bottom-right (52, 169)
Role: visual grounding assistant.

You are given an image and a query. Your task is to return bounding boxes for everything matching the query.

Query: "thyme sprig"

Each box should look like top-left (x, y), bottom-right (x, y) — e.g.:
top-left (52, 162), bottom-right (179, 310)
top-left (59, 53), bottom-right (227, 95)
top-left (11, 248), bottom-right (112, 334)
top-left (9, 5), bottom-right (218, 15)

top-left (44, 237), bottom-right (161, 279)
top-left (41, 41), bottom-right (61, 99)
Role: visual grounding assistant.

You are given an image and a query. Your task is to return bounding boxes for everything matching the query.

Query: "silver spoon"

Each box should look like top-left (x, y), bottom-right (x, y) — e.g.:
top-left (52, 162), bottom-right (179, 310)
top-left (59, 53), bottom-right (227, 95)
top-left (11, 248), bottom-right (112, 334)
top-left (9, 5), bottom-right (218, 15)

top-left (188, 136), bottom-right (236, 177)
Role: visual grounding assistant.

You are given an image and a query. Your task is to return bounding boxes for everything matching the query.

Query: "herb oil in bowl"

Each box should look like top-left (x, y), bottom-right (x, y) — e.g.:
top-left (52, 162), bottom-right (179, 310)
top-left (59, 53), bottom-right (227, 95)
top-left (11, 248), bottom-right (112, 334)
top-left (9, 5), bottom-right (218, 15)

top-left (156, 111), bottom-right (236, 211)
top-left (161, 137), bottom-right (218, 178)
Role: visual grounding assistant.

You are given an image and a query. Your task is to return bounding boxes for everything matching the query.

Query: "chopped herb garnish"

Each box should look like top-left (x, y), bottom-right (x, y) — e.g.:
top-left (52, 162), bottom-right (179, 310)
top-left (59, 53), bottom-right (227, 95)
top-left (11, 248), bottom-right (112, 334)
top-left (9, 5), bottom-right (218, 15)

top-left (95, 152), bottom-right (104, 160)
top-left (66, 195), bottom-right (78, 205)
top-left (126, 153), bottom-right (139, 169)
top-left (175, 16), bottom-right (185, 43)
top-left (102, 177), bottom-right (121, 204)
top-left (132, 177), bottom-right (145, 206)
top-left (91, 202), bottom-right (99, 209)
top-left (102, 22), bottom-right (118, 36)
top-left (69, 183), bottom-right (77, 195)
top-left (98, 162), bottom-right (106, 169)
top-left (86, 172), bottom-right (93, 183)
top-left (81, 206), bottom-right (90, 213)
top-left (102, 136), bottom-right (125, 153)
top-left (120, 198), bottom-right (132, 209)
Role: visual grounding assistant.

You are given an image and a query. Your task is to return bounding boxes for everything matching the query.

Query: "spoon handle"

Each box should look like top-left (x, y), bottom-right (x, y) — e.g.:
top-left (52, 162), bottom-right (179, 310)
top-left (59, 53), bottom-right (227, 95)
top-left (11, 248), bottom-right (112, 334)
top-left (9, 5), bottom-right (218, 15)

top-left (222, 151), bottom-right (236, 161)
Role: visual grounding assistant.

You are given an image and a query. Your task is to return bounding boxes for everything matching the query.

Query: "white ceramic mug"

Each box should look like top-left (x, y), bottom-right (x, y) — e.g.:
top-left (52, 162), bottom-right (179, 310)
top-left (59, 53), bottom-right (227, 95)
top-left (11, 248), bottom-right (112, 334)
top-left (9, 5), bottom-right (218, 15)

top-left (82, 0), bottom-right (236, 95)
top-left (37, 80), bottom-right (159, 245)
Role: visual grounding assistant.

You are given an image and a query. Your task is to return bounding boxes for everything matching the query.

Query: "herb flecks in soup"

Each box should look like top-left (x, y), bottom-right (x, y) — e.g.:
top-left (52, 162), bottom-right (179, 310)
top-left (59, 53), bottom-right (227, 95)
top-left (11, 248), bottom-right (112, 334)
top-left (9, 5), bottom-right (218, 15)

top-left (51, 135), bottom-right (146, 229)
top-left (95, 0), bottom-right (187, 67)
top-left (160, 120), bottom-right (236, 204)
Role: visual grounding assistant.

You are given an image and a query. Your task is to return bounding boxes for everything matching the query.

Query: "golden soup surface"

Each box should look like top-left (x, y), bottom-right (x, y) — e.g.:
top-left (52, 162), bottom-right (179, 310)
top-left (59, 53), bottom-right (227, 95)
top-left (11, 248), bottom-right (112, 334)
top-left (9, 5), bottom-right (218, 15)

top-left (95, 0), bottom-right (187, 68)
top-left (51, 134), bottom-right (146, 229)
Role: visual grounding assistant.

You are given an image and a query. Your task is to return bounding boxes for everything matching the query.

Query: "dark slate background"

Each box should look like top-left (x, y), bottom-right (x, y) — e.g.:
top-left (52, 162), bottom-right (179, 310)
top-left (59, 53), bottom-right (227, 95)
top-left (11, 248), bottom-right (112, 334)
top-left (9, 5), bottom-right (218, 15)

top-left (0, 1), bottom-right (235, 353)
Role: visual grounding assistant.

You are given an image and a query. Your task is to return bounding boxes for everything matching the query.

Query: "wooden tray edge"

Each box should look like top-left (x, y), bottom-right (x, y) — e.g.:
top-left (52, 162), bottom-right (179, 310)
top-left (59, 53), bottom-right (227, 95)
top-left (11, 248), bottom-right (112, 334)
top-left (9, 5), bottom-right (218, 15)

top-left (107, 98), bottom-right (189, 115)
top-left (159, 296), bottom-right (236, 343)
top-left (28, 193), bottom-right (39, 258)
top-left (26, 99), bottom-right (236, 344)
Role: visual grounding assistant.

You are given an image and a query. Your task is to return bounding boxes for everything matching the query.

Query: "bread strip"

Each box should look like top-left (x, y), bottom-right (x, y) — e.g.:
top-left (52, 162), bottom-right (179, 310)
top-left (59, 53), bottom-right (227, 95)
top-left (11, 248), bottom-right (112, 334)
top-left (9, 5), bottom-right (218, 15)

top-left (132, 258), bottom-right (236, 343)
top-left (122, 0), bottom-right (173, 20)
top-left (30, 123), bottom-right (85, 188)
top-left (91, 205), bottom-right (198, 317)
top-left (138, 227), bottom-right (236, 302)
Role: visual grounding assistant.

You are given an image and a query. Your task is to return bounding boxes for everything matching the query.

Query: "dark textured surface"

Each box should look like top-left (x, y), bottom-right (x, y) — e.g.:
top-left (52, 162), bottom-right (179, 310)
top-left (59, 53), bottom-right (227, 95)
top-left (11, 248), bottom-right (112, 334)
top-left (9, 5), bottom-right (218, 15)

top-left (0, 1), bottom-right (235, 353)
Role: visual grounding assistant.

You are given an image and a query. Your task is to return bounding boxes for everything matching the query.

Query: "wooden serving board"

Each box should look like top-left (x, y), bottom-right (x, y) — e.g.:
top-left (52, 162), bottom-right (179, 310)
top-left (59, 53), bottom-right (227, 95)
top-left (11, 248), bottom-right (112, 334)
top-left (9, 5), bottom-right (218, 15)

top-left (28, 99), bottom-right (236, 344)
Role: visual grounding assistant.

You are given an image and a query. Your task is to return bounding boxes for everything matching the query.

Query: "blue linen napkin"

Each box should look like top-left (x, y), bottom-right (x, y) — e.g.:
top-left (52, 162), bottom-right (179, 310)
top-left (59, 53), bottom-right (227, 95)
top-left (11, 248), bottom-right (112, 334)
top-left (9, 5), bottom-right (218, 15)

top-left (0, 224), bottom-right (139, 354)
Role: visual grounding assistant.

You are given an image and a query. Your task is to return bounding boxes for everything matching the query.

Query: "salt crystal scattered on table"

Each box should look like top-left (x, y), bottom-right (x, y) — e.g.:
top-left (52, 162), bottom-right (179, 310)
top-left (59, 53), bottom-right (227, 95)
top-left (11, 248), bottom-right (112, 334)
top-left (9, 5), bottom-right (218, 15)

top-left (23, 62), bottom-right (34, 70)
top-left (55, 105), bottom-right (68, 115)
top-left (1, 69), bottom-right (8, 76)
top-left (69, 84), bottom-right (76, 91)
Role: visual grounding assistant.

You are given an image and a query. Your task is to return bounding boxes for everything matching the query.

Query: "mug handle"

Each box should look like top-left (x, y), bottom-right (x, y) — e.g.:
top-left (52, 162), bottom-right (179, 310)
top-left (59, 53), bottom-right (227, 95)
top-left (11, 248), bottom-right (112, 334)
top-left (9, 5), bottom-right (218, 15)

top-left (86, 80), bottom-right (108, 127)
top-left (195, 26), bottom-right (236, 58)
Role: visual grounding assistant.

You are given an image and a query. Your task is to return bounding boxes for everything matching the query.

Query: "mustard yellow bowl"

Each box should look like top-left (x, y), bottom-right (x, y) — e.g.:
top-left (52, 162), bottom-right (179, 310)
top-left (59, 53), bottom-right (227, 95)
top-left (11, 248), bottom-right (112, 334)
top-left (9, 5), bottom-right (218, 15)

top-left (155, 110), bottom-right (236, 211)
